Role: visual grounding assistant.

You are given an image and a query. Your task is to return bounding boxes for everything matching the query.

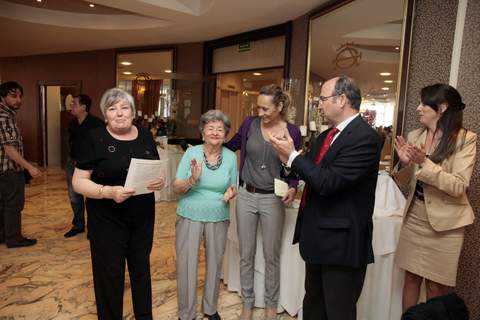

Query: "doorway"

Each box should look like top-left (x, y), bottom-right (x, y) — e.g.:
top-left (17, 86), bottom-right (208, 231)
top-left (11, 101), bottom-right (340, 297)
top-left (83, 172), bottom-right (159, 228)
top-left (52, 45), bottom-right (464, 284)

top-left (39, 81), bottom-right (81, 168)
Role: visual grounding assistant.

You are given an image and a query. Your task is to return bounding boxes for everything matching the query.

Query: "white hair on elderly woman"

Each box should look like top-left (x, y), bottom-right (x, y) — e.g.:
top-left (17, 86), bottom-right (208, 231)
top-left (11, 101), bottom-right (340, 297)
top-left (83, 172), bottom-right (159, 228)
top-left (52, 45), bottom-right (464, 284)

top-left (198, 109), bottom-right (231, 136)
top-left (99, 88), bottom-right (136, 117)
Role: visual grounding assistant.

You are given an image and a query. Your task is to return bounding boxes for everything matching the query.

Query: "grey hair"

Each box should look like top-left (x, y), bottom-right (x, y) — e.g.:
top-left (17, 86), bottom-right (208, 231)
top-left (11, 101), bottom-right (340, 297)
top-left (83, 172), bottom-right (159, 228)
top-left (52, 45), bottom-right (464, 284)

top-left (332, 75), bottom-right (362, 110)
top-left (99, 88), bottom-right (136, 117)
top-left (199, 110), bottom-right (231, 136)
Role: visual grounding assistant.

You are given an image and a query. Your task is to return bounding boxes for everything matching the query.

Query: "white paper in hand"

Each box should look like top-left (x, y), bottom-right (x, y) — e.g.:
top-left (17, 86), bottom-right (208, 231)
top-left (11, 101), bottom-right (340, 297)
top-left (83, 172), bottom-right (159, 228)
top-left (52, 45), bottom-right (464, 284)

top-left (124, 158), bottom-right (167, 195)
top-left (274, 178), bottom-right (289, 197)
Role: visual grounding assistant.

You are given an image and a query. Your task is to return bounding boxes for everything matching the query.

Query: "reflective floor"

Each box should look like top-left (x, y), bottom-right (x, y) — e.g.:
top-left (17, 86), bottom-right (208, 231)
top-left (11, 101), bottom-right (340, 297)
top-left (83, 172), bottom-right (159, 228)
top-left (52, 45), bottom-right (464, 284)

top-left (0, 168), bottom-right (296, 319)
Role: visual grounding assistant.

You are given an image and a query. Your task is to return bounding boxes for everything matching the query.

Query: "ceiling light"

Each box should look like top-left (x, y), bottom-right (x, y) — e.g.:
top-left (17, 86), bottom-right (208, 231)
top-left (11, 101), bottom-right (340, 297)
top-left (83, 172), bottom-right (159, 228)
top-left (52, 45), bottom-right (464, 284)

top-left (384, 80), bottom-right (394, 83)
top-left (253, 72), bottom-right (262, 76)
top-left (379, 72), bottom-right (391, 76)
top-left (395, 47), bottom-right (400, 50)
top-left (89, 3), bottom-right (95, 8)
top-left (164, 69), bottom-right (172, 73)
top-left (121, 61), bottom-right (132, 66)
top-left (381, 87), bottom-right (390, 91)
top-left (36, 0), bottom-right (42, 2)
top-left (123, 71), bottom-right (132, 75)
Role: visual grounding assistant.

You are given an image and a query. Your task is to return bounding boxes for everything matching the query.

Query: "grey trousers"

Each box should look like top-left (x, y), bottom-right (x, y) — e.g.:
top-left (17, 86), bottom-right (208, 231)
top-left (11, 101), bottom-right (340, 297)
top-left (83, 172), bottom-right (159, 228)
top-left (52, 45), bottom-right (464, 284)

top-left (175, 216), bottom-right (229, 320)
top-left (236, 186), bottom-right (285, 309)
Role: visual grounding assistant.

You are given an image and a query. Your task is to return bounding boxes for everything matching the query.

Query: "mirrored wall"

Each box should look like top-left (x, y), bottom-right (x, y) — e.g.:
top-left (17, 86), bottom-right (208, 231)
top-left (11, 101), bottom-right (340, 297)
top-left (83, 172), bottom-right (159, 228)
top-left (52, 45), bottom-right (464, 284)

top-left (305, 0), bottom-right (412, 169)
top-left (116, 49), bottom-right (175, 134)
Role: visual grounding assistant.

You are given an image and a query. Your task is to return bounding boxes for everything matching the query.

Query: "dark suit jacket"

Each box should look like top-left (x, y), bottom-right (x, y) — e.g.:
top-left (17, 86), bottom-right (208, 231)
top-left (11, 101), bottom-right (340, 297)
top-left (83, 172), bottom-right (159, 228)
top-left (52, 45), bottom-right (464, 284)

top-left (291, 116), bottom-right (381, 267)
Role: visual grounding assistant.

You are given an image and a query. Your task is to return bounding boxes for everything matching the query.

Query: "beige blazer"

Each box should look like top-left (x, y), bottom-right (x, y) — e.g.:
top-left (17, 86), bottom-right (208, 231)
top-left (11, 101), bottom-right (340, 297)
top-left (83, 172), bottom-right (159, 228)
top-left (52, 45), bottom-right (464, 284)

top-left (393, 128), bottom-right (477, 231)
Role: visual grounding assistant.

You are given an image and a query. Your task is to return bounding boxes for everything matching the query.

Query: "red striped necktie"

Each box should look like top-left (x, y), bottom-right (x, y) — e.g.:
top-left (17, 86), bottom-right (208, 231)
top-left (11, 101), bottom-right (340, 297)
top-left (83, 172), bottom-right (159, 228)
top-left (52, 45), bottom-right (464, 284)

top-left (300, 127), bottom-right (340, 209)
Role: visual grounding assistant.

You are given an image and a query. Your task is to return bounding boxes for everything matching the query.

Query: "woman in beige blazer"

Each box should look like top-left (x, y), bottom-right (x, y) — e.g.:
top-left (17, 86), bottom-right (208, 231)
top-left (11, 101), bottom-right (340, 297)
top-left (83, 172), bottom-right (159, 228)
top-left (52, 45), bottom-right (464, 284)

top-left (393, 83), bottom-right (476, 312)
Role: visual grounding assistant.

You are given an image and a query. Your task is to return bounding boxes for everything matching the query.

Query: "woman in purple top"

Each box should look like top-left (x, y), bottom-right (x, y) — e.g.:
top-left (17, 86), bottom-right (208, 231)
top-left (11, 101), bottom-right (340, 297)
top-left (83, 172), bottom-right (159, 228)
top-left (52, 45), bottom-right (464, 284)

top-left (225, 84), bottom-right (301, 320)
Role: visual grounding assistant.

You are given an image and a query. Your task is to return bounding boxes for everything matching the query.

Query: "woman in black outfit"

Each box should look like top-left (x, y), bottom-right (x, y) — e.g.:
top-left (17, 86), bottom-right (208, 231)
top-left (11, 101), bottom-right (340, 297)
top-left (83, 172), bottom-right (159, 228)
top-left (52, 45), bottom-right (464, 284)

top-left (73, 88), bottom-right (165, 319)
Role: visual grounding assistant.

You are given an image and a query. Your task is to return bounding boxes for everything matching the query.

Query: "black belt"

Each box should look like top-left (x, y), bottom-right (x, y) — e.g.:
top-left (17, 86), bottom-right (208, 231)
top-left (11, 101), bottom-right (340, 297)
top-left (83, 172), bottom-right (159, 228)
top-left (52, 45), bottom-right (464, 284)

top-left (240, 181), bottom-right (274, 194)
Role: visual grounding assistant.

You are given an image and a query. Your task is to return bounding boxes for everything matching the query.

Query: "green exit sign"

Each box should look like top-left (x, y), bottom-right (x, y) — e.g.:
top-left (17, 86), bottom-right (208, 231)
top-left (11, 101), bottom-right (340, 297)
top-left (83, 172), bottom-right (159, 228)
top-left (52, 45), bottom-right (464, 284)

top-left (238, 42), bottom-right (251, 52)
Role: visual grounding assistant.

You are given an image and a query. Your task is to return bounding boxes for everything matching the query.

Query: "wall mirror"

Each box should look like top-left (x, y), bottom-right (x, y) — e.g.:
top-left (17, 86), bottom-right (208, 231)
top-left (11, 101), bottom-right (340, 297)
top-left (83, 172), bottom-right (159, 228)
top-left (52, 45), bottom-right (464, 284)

top-left (305, 0), bottom-right (413, 170)
top-left (116, 49), bottom-right (175, 134)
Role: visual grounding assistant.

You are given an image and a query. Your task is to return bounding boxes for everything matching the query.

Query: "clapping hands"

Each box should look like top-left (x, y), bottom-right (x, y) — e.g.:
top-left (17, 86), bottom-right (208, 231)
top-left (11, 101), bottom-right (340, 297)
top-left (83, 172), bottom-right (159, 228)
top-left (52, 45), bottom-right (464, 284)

top-left (189, 158), bottom-right (202, 184)
top-left (394, 136), bottom-right (427, 166)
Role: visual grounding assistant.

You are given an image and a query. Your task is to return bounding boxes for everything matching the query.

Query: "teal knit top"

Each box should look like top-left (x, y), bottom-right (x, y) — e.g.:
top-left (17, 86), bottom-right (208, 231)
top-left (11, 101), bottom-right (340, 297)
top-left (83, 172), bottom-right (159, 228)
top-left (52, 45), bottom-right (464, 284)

top-left (175, 145), bottom-right (237, 222)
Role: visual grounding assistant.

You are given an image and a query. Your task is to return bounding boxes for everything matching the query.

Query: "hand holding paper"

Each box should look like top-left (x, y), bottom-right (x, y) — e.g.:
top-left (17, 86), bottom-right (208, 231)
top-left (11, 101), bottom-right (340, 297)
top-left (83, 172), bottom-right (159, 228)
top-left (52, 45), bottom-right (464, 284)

top-left (124, 158), bottom-right (168, 195)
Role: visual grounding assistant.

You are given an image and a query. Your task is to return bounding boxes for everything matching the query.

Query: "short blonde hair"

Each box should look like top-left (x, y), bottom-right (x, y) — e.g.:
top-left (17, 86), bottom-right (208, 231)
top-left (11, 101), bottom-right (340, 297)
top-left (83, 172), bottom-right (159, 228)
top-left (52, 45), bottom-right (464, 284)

top-left (99, 88), bottom-right (136, 117)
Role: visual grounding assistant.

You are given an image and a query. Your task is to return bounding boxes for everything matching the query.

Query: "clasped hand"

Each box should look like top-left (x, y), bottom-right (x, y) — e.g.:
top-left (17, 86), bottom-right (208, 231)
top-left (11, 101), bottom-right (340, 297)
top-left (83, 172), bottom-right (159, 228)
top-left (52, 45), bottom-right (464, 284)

top-left (394, 136), bottom-right (427, 165)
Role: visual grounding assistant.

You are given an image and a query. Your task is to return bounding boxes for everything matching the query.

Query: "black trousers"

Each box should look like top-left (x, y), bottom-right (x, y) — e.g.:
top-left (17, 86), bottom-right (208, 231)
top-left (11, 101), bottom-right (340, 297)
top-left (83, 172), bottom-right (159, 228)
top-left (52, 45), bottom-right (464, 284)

top-left (0, 170), bottom-right (25, 244)
top-left (88, 196), bottom-right (155, 320)
top-left (303, 263), bottom-right (367, 320)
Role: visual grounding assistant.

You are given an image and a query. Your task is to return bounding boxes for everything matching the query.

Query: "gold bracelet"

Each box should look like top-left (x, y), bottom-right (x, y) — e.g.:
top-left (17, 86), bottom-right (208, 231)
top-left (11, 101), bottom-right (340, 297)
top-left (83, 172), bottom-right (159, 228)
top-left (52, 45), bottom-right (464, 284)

top-left (99, 185), bottom-right (104, 197)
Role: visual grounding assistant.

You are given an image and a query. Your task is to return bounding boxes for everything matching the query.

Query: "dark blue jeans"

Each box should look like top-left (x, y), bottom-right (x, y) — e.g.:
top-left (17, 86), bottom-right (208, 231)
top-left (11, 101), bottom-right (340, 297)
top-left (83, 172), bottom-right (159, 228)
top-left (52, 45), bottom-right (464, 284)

top-left (66, 158), bottom-right (85, 229)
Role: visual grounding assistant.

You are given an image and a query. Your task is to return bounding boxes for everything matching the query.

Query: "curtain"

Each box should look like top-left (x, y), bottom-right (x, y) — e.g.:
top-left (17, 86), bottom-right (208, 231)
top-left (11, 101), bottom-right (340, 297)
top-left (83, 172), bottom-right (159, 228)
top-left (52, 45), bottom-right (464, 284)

top-left (132, 79), bottom-right (163, 116)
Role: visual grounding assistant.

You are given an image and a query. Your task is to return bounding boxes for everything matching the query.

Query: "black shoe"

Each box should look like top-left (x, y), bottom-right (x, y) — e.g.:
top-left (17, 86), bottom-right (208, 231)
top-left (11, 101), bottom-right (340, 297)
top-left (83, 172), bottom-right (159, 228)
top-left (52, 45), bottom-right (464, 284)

top-left (7, 237), bottom-right (37, 248)
top-left (204, 312), bottom-right (221, 320)
top-left (64, 227), bottom-right (85, 238)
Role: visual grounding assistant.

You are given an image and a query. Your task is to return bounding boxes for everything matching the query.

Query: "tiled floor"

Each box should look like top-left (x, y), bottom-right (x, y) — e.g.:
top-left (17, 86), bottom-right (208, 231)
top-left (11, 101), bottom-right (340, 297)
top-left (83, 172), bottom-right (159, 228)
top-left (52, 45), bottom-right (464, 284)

top-left (0, 168), bottom-right (296, 320)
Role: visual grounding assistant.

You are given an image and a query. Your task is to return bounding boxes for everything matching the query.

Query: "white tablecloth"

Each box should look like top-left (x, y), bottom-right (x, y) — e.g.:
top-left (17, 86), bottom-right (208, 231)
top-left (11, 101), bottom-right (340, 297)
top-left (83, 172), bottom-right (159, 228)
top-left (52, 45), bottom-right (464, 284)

top-left (222, 174), bottom-right (406, 320)
top-left (155, 146), bottom-right (184, 202)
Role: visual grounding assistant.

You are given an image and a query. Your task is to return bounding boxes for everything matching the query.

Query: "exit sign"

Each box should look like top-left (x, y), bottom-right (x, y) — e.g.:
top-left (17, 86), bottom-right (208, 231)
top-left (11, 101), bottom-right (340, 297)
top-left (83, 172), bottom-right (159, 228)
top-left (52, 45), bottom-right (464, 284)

top-left (238, 42), bottom-right (251, 52)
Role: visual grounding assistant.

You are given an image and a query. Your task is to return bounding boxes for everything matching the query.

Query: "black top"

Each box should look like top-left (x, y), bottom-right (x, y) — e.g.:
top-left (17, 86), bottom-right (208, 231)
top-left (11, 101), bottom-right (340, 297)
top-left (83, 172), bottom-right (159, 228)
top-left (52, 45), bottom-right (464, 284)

top-left (68, 114), bottom-right (104, 159)
top-left (76, 126), bottom-right (159, 186)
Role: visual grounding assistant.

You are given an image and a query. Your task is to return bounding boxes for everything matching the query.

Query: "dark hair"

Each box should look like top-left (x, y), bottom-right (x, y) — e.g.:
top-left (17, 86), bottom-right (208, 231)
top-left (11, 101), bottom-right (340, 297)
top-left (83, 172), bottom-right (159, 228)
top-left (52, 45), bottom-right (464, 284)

top-left (332, 76), bottom-right (361, 110)
top-left (420, 83), bottom-right (466, 163)
top-left (73, 94), bottom-right (92, 112)
top-left (0, 81), bottom-right (23, 98)
top-left (259, 84), bottom-right (291, 115)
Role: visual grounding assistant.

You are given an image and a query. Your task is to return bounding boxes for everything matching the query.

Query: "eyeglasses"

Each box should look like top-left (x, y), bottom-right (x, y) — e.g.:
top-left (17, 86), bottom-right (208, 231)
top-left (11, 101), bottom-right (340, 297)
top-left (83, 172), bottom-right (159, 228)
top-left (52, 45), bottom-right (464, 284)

top-left (319, 94), bottom-right (339, 102)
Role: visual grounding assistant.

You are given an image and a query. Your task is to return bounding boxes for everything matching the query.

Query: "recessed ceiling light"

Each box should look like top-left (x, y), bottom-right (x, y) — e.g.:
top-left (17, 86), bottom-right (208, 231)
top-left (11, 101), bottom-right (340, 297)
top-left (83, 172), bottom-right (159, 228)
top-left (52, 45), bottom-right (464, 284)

top-left (384, 80), bottom-right (394, 83)
top-left (253, 72), bottom-right (262, 76)
top-left (379, 72), bottom-right (391, 76)
top-left (36, 0), bottom-right (42, 2)
top-left (123, 71), bottom-right (132, 75)
top-left (89, 3), bottom-right (95, 8)
top-left (121, 61), bottom-right (132, 66)
top-left (395, 47), bottom-right (400, 50)
top-left (381, 87), bottom-right (390, 91)
top-left (164, 69), bottom-right (172, 73)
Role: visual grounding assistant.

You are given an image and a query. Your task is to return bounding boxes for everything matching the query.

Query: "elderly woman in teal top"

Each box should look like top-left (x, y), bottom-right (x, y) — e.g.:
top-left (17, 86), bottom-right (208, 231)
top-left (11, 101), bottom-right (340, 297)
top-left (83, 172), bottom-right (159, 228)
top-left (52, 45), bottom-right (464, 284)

top-left (173, 110), bottom-right (237, 320)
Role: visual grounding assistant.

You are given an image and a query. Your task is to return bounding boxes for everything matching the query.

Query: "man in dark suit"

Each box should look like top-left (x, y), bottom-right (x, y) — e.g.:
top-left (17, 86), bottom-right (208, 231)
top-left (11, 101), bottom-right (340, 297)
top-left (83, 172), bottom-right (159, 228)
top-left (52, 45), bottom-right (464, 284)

top-left (269, 76), bottom-right (382, 320)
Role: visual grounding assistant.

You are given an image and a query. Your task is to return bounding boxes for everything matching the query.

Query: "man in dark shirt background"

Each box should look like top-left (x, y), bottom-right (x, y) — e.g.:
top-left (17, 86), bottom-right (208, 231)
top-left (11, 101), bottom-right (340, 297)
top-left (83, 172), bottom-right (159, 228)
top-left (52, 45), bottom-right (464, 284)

top-left (64, 94), bottom-right (103, 238)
